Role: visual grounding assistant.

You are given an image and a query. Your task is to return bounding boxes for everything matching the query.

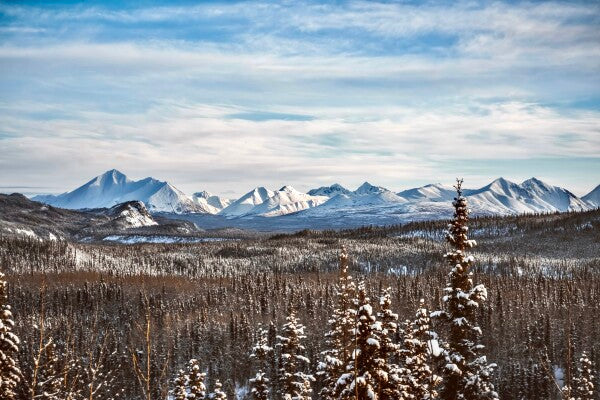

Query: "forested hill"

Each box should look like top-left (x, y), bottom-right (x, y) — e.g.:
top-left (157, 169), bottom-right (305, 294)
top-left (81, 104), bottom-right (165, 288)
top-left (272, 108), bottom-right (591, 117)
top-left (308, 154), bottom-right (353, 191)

top-left (0, 203), bottom-right (598, 398)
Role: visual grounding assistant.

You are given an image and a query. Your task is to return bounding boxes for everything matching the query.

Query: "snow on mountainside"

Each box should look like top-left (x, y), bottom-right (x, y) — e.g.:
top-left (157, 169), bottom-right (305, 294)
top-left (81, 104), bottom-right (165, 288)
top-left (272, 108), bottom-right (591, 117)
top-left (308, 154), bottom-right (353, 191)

top-left (354, 181), bottom-right (391, 195)
top-left (582, 184), bottom-right (600, 207)
top-left (32, 170), bottom-right (203, 214)
top-left (244, 186), bottom-right (328, 217)
top-left (29, 171), bottom-right (595, 222)
top-left (301, 182), bottom-right (407, 220)
top-left (192, 191), bottom-right (232, 213)
top-left (300, 177), bottom-right (592, 221)
top-left (521, 177), bottom-right (588, 211)
top-left (307, 184), bottom-right (351, 197)
top-left (219, 187), bottom-right (275, 217)
top-left (398, 183), bottom-right (455, 202)
top-left (465, 178), bottom-right (588, 214)
top-left (106, 201), bottom-right (158, 228)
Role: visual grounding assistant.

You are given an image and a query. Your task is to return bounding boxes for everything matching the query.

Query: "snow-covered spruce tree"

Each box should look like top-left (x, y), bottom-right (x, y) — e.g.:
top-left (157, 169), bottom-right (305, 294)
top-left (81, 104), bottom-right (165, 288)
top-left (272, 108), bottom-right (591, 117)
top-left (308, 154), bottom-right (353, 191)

top-left (249, 325), bottom-right (272, 400)
top-left (210, 380), bottom-right (227, 399)
top-left (434, 179), bottom-right (498, 400)
top-left (187, 358), bottom-right (207, 399)
top-left (571, 351), bottom-right (595, 400)
top-left (374, 287), bottom-right (404, 399)
top-left (173, 369), bottom-right (188, 400)
top-left (317, 246), bottom-right (357, 400)
top-left (276, 307), bottom-right (314, 400)
top-left (400, 299), bottom-right (441, 399)
top-left (336, 280), bottom-right (380, 399)
top-left (0, 271), bottom-right (20, 399)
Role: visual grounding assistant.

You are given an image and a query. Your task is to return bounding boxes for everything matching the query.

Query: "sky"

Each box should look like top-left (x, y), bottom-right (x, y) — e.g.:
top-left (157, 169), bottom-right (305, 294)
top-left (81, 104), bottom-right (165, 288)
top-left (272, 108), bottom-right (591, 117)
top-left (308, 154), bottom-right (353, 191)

top-left (0, 0), bottom-right (599, 197)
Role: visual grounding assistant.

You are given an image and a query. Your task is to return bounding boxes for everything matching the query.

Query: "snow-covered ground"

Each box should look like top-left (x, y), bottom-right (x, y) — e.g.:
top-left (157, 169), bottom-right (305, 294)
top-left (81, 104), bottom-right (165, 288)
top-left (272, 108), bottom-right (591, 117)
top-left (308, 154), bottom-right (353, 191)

top-left (102, 235), bottom-right (233, 244)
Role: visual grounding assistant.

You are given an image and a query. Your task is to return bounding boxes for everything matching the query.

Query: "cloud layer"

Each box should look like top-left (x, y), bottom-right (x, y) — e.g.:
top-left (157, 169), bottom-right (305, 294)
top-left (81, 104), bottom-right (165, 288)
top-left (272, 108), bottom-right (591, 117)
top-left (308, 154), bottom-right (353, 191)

top-left (0, 1), bottom-right (599, 196)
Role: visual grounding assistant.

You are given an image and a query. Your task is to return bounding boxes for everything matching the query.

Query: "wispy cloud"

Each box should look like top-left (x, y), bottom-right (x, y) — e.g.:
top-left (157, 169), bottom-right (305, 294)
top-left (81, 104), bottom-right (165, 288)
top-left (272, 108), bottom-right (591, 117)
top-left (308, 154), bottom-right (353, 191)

top-left (0, 1), bottom-right (598, 195)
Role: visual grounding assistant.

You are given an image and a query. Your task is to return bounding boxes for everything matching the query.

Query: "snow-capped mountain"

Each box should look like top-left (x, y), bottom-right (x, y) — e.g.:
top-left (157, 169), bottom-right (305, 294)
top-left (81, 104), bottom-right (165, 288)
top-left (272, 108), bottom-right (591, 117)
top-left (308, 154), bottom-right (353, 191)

top-left (582, 184), bottom-right (600, 207)
top-left (32, 170), bottom-right (203, 214)
top-left (243, 186), bottom-right (328, 217)
top-left (193, 191), bottom-right (232, 210)
top-left (353, 182), bottom-right (391, 195)
top-left (192, 191), bottom-right (232, 214)
top-left (302, 182), bottom-right (406, 217)
top-left (307, 184), bottom-right (352, 198)
top-left (299, 177), bottom-right (592, 223)
top-left (398, 183), bottom-right (455, 202)
top-left (28, 171), bottom-right (596, 224)
top-left (465, 178), bottom-right (588, 214)
top-left (219, 187), bottom-right (275, 217)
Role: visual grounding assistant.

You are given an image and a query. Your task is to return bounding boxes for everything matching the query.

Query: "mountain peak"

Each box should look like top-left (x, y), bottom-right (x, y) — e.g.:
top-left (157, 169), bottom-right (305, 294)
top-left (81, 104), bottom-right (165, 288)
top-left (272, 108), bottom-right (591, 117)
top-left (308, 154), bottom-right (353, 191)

top-left (307, 183), bottom-right (351, 197)
top-left (522, 177), bottom-right (552, 190)
top-left (355, 182), bottom-right (387, 195)
top-left (279, 185), bottom-right (297, 192)
top-left (582, 184), bottom-right (600, 207)
top-left (491, 177), bottom-right (511, 185)
top-left (104, 168), bottom-right (126, 178)
top-left (94, 169), bottom-right (129, 186)
top-left (193, 190), bottom-right (212, 199)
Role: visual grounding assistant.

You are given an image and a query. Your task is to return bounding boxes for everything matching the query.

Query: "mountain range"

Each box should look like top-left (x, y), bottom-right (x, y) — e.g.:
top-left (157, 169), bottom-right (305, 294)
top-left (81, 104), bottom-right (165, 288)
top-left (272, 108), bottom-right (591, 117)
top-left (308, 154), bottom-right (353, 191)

top-left (31, 170), bottom-right (599, 224)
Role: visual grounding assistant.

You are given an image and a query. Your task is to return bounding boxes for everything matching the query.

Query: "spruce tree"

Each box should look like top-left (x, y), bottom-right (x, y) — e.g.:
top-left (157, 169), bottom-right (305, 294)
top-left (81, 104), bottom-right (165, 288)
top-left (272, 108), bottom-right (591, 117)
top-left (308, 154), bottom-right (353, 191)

top-left (249, 326), bottom-right (272, 400)
top-left (276, 308), bottom-right (314, 400)
top-left (336, 280), bottom-right (380, 399)
top-left (400, 299), bottom-right (441, 399)
top-left (317, 247), bottom-right (357, 400)
top-left (375, 287), bottom-right (403, 399)
top-left (187, 358), bottom-right (207, 399)
top-left (434, 179), bottom-right (498, 400)
top-left (173, 369), bottom-right (188, 400)
top-left (249, 372), bottom-right (269, 400)
top-left (0, 271), bottom-right (20, 399)
top-left (571, 351), bottom-right (595, 400)
top-left (211, 380), bottom-right (227, 399)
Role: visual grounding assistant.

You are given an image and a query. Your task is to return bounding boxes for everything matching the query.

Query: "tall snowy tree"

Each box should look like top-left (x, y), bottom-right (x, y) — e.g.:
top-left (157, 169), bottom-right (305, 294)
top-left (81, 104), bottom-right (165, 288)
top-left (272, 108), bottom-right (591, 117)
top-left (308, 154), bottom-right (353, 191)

top-left (571, 351), bottom-right (595, 400)
top-left (317, 246), bottom-right (357, 400)
top-left (336, 280), bottom-right (380, 399)
top-left (249, 325), bottom-right (272, 400)
top-left (400, 299), bottom-right (441, 399)
top-left (173, 369), bottom-right (188, 400)
top-left (187, 358), bottom-right (207, 400)
top-left (210, 380), bottom-right (227, 399)
top-left (374, 287), bottom-right (403, 399)
top-left (0, 271), bottom-right (20, 399)
top-left (277, 308), bottom-right (314, 400)
top-left (434, 179), bottom-right (498, 400)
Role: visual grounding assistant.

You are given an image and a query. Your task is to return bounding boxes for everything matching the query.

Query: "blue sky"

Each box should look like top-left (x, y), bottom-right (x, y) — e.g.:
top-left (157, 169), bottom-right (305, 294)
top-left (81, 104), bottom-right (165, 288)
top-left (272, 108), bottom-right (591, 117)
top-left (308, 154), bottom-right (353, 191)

top-left (0, 0), bottom-right (599, 196)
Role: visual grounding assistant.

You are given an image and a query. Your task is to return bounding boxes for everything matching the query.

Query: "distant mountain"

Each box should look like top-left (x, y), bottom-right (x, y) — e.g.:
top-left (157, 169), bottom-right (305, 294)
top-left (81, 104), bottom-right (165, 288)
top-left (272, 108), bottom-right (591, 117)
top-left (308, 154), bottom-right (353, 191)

top-left (33, 170), bottom-right (203, 214)
top-left (302, 182), bottom-right (407, 219)
top-left (192, 191), bottom-right (232, 213)
top-left (243, 186), bottom-right (328, 217)
top-left (466, 177), bottom-right (588, 214)
top-left (353, 182), bottom-right (391, 195)
top-left (307, 184), bottom-right (351, 197)
top-left (582, 184), bottom-right (600, 207)
top-left (398, 183), bottom-right (455, 202)
top-left (219, 187), bottom-right (275, 217)
top-left (26, 171), bottom-right (597, 224)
